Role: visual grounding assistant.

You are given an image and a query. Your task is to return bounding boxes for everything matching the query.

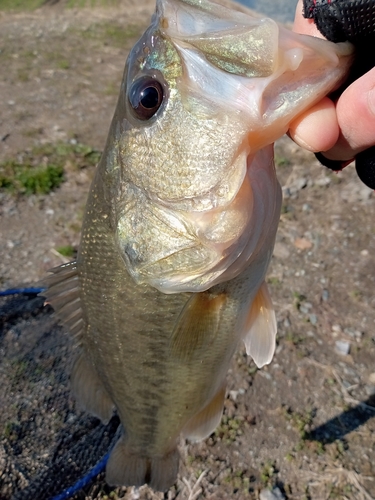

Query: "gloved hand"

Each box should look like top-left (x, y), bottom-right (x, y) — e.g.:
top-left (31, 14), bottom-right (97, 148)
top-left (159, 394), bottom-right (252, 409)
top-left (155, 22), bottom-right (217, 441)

top-left (289, 0), bottom-right (375, 189)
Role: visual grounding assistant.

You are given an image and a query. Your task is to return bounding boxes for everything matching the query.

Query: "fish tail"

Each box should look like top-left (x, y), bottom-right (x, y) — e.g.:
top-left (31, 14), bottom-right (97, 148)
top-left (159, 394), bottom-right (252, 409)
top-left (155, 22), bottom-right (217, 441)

top-left (106, 435), bottom-right (179, 491)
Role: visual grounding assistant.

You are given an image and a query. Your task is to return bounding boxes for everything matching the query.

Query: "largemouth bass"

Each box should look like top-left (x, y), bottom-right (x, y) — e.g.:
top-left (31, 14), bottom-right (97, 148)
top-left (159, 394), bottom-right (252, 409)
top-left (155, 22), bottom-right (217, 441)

top-left (44, 0), bottom-right (352, 492)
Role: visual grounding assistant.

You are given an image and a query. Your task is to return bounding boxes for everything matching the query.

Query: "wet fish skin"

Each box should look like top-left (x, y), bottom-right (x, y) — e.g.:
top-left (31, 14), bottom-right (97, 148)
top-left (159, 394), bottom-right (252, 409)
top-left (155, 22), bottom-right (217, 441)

top-left (44, 0), bottom-right (353, 492)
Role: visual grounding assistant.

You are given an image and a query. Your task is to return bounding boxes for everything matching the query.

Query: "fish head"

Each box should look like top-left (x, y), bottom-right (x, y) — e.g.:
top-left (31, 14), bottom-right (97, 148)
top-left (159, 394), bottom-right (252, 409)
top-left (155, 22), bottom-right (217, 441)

top-left (103, 0), bottom-right (352, 293)
top-left (118, 15), bottom-right (251, 213)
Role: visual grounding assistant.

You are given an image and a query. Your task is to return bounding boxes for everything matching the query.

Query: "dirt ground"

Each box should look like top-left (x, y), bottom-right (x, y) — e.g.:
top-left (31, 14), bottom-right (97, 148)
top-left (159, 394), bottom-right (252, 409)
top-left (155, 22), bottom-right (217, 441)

top-left (0, 1), bottom-right (375, 500)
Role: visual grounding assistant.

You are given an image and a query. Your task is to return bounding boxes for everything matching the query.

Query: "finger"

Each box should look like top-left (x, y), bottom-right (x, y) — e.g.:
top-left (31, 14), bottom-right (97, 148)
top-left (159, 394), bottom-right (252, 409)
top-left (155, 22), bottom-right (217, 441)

top-left (289, 1), bottom-right (339, 153)
top-left (288, 97), bottom-right (339, 152)
top-left (323, 67), bottom-right (375, 161)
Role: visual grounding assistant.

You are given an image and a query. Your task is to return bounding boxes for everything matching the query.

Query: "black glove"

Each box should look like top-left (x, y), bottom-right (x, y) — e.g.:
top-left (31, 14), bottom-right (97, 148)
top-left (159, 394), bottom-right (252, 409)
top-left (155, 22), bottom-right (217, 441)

top-left (303, 0), bottom-right (375, 189)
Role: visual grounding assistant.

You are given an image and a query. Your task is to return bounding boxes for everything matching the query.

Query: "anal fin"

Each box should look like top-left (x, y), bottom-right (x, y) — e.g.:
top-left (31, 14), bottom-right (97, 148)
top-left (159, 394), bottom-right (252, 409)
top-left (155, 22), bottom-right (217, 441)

top-left (242, 281), bottom-right (277, 368)
top-left (71, 352), bottom-right (114, 423)
top-left (182, 384), bottom-right (226, 442)
top-left (106, 434), bottom-right (179, 492)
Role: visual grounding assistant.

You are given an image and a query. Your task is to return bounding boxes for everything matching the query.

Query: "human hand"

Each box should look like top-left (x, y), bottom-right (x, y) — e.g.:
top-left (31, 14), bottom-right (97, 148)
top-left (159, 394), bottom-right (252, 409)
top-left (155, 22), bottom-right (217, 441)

top-left (288, 0), bottom-right (375, 168)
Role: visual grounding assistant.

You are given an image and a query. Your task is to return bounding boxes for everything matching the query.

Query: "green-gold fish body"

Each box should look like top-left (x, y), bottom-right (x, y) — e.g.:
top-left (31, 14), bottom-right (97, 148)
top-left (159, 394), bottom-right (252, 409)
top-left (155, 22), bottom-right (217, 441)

top-left (44, 0), bottom-right (353, 492)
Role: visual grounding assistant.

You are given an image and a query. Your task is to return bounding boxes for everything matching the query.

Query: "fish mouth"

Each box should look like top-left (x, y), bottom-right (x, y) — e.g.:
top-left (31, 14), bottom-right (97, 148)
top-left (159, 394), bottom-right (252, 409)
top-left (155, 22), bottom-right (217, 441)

top-left (116, 146), bottom-right (281, 294)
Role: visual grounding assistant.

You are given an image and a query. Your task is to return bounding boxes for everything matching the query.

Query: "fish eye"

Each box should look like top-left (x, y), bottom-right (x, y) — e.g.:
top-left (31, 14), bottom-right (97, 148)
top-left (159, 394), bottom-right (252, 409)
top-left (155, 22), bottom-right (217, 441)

top-left (128, 77), bottom-right (164, 120)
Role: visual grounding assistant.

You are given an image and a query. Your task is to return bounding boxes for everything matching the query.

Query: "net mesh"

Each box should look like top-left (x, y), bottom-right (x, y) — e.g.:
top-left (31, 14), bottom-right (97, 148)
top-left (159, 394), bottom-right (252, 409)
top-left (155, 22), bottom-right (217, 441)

top-left (0, 293), bottom-right (120, 500)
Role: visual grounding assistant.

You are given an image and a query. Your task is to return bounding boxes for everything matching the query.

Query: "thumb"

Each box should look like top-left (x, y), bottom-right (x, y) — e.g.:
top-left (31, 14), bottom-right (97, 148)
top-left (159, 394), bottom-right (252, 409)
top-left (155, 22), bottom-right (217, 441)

top-left (288, 0), bottom-right (340, 153)
top-left (326, 67), bottom-right (375, 161)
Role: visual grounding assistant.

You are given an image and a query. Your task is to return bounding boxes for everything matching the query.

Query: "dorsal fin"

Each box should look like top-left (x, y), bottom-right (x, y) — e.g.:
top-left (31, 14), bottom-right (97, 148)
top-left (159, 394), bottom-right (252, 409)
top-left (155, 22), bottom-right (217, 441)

top-left (242, 281), bottom-right (277, 368)
top-left (42, 261), bottom-right (84, 339)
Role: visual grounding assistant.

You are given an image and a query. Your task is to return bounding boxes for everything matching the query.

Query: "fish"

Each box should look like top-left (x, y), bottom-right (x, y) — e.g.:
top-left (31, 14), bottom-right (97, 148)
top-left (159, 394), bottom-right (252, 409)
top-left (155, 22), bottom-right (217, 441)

top-left (43, 0), bottom-right (353, 492)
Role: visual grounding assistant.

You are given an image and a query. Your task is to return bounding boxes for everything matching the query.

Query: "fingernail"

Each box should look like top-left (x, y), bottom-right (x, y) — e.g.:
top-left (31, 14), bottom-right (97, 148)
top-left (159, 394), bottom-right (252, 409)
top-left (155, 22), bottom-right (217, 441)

top-left (290, 133), bottom-right (316, 152)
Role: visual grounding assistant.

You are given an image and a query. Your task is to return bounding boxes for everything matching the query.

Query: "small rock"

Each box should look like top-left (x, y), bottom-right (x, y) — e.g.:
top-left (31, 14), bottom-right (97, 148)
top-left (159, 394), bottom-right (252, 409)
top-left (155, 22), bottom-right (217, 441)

top-left (302, 203), bottom-right (311, 212)
top-left (315, 176), bottom-right (331, 187)
top-left (369, 373), bottom-right (375, 385)
top-left (322, 289), bottom-right (329, 301)
top-left (335, 340), bottom-right (350, 356)
top-left (343, 366), bottom-right (358, 378)
top-left (341, 180), bottom-right (372, 203)
top-left (364, 385), bottom-right (375, 397)
top-left (131, 488), bottom-right (141, 500)
top-left (282, 177), bottom-right (307, 199)
top-left (66, 413), bottom-right (76, 424)
top-left (229, 390), bottom-right (239, 401)
top-left (273, 242), bottom-right (290, 259)
top-left (293, 177), bottom-right (308, 191)
top-left (309, 314), bottom-right (318, 325)
top-left (359, 185), bottom-right (373, 201)
top-left (294, 237), bottom-right (313, 250)
top-left (283, 317), bottom-right (291, 328)
top-left (344, 327), bottom-right (363, 341)
top-left (259, 487), bottom-right (285, 500)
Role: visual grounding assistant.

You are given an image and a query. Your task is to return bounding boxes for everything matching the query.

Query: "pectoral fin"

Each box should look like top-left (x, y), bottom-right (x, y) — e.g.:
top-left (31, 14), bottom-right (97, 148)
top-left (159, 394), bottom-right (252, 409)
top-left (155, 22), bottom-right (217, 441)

top-left (182, 383), bottom-right (226, 442)
top-left (170, 291), bottom-right (227, 361)
top-left (242, 281), bottom-right (277, 368)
